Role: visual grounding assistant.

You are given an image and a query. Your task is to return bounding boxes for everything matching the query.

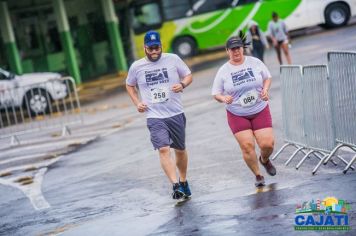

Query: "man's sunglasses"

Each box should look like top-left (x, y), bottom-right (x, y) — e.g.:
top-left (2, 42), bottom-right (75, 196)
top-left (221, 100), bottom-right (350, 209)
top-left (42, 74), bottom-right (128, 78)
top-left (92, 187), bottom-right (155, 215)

top-left (146, 46), bottom-right (161, 52)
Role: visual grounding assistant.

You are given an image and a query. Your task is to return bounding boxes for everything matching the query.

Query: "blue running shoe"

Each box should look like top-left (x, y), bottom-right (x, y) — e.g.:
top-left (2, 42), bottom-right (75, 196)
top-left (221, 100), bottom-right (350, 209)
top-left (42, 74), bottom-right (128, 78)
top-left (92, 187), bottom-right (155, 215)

top-left (179, 180), bottom-right (191, 197)
top-left (172, 183), bottom-right (185, 200)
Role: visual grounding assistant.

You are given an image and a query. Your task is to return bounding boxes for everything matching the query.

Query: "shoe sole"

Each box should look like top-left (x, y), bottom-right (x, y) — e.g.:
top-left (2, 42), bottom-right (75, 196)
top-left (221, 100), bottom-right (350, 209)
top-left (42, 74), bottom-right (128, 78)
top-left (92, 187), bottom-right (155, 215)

top-left (175, 196), bottom-right (191, 206)
top-left (255, 182), bottom-right (265, 187)
top-left (172, 190), bottom-right (185, 200)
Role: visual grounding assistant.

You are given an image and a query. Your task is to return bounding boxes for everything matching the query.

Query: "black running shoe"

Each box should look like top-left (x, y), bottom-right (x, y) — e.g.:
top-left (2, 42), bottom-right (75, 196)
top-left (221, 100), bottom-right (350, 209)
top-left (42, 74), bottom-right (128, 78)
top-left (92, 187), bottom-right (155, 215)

top-left (172, 183), bottom-right (185, 200)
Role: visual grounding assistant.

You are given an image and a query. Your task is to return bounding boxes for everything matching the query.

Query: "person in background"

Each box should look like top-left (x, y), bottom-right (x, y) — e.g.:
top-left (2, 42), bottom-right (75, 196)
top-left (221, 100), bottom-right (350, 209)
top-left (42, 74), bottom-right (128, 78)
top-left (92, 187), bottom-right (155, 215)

top-left (268, 12), bottom-right (292, 64)
top-left (246, 21), bottom-right (269, 62)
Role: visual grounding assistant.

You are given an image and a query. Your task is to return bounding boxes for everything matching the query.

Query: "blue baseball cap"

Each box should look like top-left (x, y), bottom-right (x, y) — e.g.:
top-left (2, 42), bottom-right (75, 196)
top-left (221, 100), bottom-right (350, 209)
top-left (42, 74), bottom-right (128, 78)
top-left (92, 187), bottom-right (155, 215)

top-left (144, 31), bottom-right (161, 47)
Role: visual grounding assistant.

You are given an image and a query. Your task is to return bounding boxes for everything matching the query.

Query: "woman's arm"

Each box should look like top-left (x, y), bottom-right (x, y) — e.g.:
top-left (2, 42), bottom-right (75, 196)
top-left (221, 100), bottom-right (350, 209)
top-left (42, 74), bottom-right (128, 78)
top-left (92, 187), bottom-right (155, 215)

top-left (214, 94), bottom-right (233, 104)
top-left (261, 78), bottom-right (272, 101)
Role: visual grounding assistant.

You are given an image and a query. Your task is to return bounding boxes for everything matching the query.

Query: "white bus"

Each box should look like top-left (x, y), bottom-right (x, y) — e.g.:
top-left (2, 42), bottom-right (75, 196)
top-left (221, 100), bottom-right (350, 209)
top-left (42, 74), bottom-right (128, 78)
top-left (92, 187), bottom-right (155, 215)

top-left (129, 0), bottom-right (356, 58)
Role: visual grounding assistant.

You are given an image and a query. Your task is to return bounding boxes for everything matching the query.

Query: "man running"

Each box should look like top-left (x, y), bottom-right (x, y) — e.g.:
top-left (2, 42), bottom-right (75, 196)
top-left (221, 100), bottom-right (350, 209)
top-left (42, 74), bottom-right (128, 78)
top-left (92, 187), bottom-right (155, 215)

top-left (126, 31), bottom-right (193, 201)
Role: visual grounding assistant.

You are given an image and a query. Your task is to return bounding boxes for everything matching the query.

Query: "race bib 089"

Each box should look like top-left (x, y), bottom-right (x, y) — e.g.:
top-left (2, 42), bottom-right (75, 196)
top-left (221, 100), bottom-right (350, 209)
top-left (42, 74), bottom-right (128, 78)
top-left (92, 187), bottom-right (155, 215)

top-left (237, 90), bottom-right (259, 107)
top-left (150, 87), bottom-right (169, 103)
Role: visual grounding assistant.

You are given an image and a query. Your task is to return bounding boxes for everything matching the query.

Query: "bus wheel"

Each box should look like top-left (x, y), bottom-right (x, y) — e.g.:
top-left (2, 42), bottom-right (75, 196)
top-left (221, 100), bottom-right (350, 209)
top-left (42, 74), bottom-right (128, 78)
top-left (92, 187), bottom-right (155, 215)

top-left (172, 37), bottom-right (197, 58)
top-left (324, 3), bottom-right (350, 28)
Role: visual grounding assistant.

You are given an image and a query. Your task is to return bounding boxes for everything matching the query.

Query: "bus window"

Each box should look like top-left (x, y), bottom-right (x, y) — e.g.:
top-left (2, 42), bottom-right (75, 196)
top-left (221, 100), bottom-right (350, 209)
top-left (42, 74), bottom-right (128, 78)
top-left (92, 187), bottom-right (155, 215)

top-left (234, 0), bottom-right (259, 6)
top-left (192, 0), bottom-right (232, 15)
top-left (131, 2), bottom-right (162, 34)
top-left (162, 0), bottom-right (191, 20)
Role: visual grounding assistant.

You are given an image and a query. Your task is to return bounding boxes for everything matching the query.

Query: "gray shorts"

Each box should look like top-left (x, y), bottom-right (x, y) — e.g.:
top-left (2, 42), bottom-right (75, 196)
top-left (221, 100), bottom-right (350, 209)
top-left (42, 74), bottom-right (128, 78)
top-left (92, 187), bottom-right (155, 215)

top-left (147, 113), bottom-right (186, 150)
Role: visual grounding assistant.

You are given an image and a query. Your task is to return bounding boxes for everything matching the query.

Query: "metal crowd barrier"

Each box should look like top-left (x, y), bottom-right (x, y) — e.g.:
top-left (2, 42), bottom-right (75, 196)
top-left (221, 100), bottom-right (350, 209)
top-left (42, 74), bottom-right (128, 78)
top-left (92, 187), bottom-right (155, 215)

top-left (274, 66), bottom-right (306, 162)
top-left (272, 66), bottom-right (325, 165)
top-left (312, 52), bottom-right (356, 174)
top-left (274, 63), bottom-right (354, 173)
top-left (298, 65), bottom-right (347, 170)
top-left (0, 76), bottom-right (82, 145)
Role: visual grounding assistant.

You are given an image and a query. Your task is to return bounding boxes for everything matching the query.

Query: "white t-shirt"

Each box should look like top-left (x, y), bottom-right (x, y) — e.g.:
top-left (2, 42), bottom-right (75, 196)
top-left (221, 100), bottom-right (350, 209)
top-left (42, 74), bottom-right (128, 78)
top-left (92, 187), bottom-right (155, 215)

top-left (211, 56), bottom-right (271, 116)
top-left (268, 20), bottom-right (288, 42)
top-left (126, 53), bottom-right (191, 118)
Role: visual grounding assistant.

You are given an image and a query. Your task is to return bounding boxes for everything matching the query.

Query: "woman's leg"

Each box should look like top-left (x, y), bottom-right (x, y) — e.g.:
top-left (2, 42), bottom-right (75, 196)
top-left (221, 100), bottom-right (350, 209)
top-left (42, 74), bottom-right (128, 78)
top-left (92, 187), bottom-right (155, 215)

top-left (254, 128), bottom-right (275, 162)
top-left (234, 130), bottom-right (261, 176)
top-left (281, 42), bottom-right (292, 64)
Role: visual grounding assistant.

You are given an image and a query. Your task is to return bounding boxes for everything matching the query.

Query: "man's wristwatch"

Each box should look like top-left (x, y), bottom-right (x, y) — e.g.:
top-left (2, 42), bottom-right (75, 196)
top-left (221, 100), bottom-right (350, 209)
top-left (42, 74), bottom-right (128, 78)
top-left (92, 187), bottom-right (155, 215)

top-left (180, 82), bottom-right (186, 89)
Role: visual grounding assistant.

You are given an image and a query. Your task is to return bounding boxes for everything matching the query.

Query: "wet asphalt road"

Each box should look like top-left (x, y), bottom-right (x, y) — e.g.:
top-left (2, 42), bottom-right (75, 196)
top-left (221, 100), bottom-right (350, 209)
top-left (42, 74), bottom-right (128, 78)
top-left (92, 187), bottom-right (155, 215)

top-left (1, 24), bottom-right (356, 235)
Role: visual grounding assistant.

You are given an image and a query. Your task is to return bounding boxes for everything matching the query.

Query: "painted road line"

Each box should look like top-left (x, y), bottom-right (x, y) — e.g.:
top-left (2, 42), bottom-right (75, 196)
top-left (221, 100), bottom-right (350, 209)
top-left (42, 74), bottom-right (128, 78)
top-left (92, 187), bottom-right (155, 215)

top-left (0, 138), bottom-right (95, 159)
top-left (22, 167), bottom-right (51, 210)
top-left (0, 157), bottom-right (60, 174)
top-left (0, 163), bottom-right (57, 210)
top-left (0, 134), bottom-right (102, 210)
top-left (0, 152), bottom-right (59, 166)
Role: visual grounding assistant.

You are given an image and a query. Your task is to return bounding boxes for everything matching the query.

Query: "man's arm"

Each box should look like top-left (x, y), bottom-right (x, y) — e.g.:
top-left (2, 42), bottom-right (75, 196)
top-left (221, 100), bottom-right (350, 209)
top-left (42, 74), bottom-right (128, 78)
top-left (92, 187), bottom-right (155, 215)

top-left (181, 74), bottom-right (193, 88)
top-left (126, 84), bottom-right (147, 113)
top-left (172, 74), bottom-right (193, 93)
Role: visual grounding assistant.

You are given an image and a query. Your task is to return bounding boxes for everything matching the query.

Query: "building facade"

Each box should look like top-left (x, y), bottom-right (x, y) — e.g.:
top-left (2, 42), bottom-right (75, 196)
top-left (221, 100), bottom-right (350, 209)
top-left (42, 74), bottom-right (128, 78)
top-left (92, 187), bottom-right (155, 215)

top-left (0, 0), bottom-right (131, 84)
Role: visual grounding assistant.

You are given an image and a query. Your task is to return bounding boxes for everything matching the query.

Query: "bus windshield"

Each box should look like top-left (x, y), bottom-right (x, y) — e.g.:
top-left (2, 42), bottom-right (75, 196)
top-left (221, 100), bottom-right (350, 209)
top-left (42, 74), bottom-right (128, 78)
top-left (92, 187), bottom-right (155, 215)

top-left (130, 1), bottom-right (163, 34)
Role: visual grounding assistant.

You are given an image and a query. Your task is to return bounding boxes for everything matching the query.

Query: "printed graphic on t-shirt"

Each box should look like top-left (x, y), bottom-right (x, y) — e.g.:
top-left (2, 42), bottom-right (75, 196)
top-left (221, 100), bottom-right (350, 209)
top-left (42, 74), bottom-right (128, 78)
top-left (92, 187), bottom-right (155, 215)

top-left (273, 26), bottom-right (280, 35)
top-left (231, 68), bottom-right (256, 86)
top-left (145, 68), bottom-right (169, 86)
top-left (144, 68), bottom-right (170, 103)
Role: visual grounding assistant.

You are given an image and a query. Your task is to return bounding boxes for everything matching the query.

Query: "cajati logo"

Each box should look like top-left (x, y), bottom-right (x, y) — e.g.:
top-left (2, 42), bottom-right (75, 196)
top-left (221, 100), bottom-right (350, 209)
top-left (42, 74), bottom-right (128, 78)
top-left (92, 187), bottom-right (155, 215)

top-left (294, 197), bottom-right (351, 231)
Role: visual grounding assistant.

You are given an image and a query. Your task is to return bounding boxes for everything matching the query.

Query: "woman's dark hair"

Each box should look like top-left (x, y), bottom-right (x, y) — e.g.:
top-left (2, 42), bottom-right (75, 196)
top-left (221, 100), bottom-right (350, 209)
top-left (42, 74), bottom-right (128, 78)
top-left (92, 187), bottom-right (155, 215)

top-left (239, 31), bottom-right (251, 48)
top-left (249, 24), bottom-right (260, 37)
top-left (272, 12), bottom-right (278, 18)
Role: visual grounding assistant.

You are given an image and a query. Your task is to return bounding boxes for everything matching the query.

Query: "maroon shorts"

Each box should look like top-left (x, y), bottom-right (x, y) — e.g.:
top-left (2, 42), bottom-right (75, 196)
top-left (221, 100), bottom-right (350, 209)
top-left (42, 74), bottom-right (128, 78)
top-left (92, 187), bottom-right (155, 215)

top-left (227, 105), bottom-right (272, 134)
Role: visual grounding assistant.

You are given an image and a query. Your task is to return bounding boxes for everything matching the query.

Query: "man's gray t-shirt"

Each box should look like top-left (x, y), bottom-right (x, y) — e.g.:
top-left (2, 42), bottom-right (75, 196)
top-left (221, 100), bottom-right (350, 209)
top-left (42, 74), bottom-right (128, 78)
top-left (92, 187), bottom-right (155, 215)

top-left (211, 56), bottom-right (271, 116)
top-left (126, 53), bottom-right (191, 118)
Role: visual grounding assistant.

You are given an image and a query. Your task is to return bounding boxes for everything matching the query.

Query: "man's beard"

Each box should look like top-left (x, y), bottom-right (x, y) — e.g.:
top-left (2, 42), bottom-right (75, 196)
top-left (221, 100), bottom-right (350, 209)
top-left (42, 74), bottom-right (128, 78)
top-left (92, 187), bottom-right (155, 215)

top-left (145, 50), bottom-right (162, 62)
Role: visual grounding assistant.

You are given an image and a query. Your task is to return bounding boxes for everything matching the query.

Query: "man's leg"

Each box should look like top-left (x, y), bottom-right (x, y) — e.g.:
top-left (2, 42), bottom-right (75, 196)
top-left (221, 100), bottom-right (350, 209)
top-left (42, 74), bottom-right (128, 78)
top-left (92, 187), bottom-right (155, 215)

top-left (159, 146), bottom-right (178, 183)
top-left (234, 130), bottom-right (261, 176)
top-left (148, 118), bottom-right (185, 199)
top-left (175, 148), bottom-right (192, 197)
top-left (174, 149), bottom-right (188, 182)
